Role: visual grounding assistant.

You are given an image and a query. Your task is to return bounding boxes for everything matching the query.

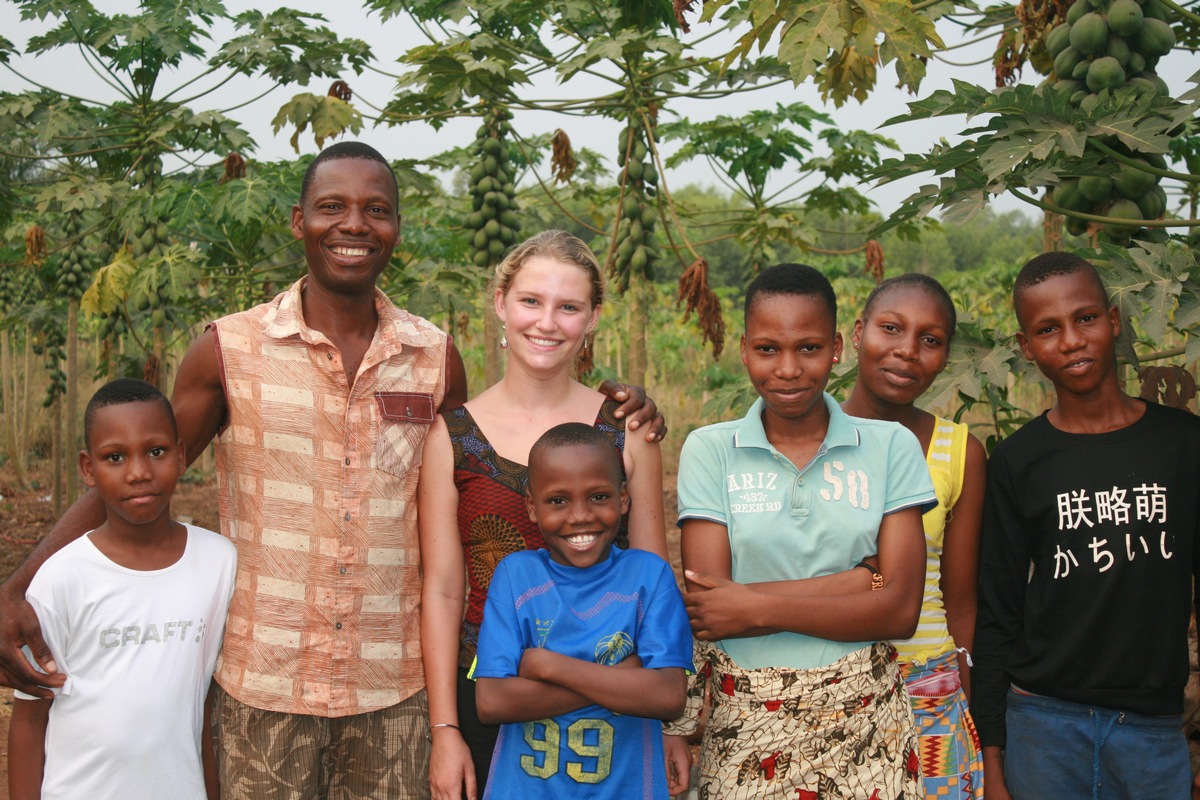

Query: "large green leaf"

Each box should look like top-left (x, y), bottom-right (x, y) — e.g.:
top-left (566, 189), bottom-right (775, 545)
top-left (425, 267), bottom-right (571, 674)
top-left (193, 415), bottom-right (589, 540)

top-left (271, 94), bottom-right (363, 153)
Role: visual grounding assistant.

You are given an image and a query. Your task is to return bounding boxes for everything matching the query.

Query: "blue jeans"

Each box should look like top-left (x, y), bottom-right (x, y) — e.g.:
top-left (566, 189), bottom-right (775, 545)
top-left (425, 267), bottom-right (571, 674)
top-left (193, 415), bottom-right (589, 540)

top-left (1004, 687), bottom-right (1191, 800)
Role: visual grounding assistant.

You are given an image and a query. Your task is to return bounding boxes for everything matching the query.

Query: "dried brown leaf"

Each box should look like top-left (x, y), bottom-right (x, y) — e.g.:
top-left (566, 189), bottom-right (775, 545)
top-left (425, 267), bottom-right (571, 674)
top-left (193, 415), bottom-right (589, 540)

top-left (864, 240), bottom-right (885, 284)
top-left (221, 152), bottom-right (246, 184)
top-left (551, 129), bottom-right (578, 184)
top-left (24, 225), bottom-right (46, 267)
top-left (676, 257), bottom-right (725, 359)
top-left (328, 80), bottom-right (353, 102)
top-left (1138, 366), bottom-right (1197, 410)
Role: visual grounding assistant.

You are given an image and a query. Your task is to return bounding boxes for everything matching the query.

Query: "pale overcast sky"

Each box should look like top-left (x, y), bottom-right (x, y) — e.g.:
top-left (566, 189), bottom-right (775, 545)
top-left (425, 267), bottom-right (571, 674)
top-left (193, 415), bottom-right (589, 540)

top-left (1, 1), bottom-right (1193, 218)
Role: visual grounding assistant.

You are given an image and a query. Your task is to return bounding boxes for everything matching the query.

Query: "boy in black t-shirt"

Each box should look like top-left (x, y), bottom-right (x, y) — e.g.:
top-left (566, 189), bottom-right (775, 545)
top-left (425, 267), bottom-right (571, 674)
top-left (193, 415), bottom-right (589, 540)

top-left (973, 252), bottom-right (1200, 799)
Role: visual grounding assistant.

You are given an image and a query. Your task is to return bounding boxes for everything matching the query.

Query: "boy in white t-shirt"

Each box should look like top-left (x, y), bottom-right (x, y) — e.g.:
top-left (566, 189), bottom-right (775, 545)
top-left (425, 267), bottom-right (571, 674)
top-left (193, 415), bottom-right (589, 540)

top-left (7, 378), bottom-right (236, 800)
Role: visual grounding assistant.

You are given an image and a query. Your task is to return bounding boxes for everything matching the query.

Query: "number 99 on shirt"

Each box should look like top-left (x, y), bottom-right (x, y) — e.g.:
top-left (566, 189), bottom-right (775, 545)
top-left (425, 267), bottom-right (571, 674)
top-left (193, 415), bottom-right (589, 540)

top-left (521, 718), bottom-right (614, 783)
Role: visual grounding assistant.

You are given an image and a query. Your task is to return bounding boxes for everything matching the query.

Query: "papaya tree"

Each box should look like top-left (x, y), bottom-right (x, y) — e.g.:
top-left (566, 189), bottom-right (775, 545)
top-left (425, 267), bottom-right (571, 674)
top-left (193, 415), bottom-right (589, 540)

top-left (0, 0), bottom-right (372, 393)
top-left (704, 0), bottom-right (1200, 423)
top-left (660, 102), bottom-right (900, 278)
top-left (0, 0), bottom-right (372, 491)
top-left (364, 0), bottom-right (543, 385)
top-left (361, 0), bottom-right (801, 384)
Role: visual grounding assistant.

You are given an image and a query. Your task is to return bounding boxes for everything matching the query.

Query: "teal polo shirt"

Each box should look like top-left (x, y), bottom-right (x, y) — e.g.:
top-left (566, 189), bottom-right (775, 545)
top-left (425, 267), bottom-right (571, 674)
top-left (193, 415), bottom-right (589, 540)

top-left (677, 393), bottom-right (936, 670)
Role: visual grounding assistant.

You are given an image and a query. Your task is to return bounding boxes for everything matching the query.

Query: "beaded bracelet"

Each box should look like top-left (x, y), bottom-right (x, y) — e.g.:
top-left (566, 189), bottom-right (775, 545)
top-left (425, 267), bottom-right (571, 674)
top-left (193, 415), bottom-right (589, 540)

top-left (854, 561), bottom-right (884, 591)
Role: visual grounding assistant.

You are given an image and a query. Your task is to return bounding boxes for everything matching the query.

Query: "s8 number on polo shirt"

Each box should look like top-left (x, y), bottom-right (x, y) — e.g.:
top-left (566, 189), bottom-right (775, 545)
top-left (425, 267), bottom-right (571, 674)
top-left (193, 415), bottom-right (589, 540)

top-left (521, 718), bottom-right (614, 783)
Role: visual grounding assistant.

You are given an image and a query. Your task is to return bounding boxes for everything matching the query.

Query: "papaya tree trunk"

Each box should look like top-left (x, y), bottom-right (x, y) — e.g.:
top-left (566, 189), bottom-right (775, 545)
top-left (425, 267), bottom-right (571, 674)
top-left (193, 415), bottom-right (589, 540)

top-left (152, 324), bottom-right (167, 391)
top-left (1043, 209), bottom-right (1063, 253)
top-left (51, 396), bottom-right (63, 517)
top-left (485, 314), bottom-right (502, 388)
top-left (65, 300), bottom-right (80, 502)
top-left (1, 329), bottom-right (31, 489)
top-left (627, 282), bottom-right (648, 386)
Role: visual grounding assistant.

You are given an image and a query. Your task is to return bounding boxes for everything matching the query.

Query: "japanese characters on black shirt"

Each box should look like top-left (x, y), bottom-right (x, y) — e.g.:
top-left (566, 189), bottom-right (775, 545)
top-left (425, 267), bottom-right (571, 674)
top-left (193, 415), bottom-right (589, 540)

top-left (1052, 483), bottom-right (1171, 578)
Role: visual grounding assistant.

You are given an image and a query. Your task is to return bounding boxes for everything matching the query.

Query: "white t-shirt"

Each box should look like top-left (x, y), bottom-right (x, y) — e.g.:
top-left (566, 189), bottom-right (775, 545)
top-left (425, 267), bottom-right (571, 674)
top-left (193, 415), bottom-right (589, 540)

top-left (17, 524), bottom-right (237, 800)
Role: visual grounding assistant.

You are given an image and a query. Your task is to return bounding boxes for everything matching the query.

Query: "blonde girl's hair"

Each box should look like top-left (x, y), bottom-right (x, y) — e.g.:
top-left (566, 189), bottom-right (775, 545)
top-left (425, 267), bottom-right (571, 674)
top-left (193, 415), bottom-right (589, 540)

top-left (492, 229), bottom-right (606, 308)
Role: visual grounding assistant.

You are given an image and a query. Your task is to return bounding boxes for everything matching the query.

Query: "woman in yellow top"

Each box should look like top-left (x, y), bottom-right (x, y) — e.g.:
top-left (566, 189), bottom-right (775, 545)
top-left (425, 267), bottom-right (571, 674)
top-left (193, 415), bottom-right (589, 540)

top-left (842, 273), bottom-right (987, 799)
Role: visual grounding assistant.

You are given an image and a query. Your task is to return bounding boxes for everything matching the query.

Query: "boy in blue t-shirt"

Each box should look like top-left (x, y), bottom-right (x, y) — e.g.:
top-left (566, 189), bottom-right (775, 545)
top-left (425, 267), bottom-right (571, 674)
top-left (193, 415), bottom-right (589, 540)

top-left (473, 422), bottom-right (692, 799)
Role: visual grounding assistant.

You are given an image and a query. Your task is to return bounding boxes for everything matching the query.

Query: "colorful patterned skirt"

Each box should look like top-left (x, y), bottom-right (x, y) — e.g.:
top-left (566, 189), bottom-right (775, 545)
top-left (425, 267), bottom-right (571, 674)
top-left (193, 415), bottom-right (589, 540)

top-left (899, 649), bottom-right (984, 799)
top-left (688, 641), bottom-right (923, 799)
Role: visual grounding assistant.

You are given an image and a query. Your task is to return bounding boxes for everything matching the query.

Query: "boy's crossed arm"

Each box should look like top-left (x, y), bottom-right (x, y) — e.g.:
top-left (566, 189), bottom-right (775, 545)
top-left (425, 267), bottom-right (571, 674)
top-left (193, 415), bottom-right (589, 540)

top-left (476, 648), bottom-right (685, 725)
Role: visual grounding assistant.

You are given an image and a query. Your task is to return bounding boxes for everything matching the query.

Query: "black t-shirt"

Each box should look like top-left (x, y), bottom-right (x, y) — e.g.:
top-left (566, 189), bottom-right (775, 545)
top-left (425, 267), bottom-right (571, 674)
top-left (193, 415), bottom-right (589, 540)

top-left (973, 400), bottom-right (1200, 748)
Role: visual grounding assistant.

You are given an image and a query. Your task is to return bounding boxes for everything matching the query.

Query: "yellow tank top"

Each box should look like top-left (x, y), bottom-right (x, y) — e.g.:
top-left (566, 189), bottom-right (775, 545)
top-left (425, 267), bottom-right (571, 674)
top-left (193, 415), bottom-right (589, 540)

top-left (893, 416), bottom-right (968, 663)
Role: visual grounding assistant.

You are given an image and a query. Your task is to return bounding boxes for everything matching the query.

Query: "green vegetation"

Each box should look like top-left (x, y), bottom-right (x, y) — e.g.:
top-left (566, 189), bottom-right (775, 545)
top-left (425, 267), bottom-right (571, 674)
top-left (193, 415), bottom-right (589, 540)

top-left (1, 0), bottom-right (1197, 499)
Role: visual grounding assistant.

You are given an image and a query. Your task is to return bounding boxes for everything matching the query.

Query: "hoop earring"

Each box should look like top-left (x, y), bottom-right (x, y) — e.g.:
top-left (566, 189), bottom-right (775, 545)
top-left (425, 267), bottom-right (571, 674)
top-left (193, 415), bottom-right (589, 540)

top-left (499, 324), bottom-right (508, 350)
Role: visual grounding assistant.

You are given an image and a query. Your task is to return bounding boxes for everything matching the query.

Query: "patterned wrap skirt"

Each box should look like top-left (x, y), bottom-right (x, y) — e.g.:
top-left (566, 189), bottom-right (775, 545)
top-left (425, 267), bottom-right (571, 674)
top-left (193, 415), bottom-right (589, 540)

top-left (671, 640), bottom-right (924, 800)
top-left (900, 649), bottom-right (984, 799)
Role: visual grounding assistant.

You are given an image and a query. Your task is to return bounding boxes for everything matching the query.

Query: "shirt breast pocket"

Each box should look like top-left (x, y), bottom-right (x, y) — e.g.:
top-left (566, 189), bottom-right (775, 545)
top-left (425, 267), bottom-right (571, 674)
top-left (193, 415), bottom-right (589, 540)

top-left (373, 392), bottom-right (436, 478)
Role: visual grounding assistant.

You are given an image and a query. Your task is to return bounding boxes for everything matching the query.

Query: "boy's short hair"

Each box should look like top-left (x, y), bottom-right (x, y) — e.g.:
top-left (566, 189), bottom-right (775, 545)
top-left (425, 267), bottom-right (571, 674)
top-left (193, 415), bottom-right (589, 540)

top-left (744, 264), bottom-right (837, 329)
top-left (299, 141), bottom-right (399, 207)
top-left (84, 378), bottom-right (177, 449)
top-left (862, 273), bottom-right (957, 335)
top-left (1013, 252), bottom-right (1109, 326)
top-left (528, 423), bottom-right (623, 488)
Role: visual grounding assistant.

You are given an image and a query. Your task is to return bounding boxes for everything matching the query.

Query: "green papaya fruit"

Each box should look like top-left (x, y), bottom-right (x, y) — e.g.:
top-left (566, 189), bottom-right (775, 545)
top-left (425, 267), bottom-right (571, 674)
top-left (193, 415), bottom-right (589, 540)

top-left (1136, 184), bottom-right (1167, 219)
top-left (1070, 13), bottom-right (1110, 56)
top-left (1132, 18), bottom-right (1174, 58)
top-left (1046, 22), bottom-right (1073, 57)
top-left (630, 246), bottom-right (647, 274)
top-left (1106, 36), bottom-right (1131, 66)
top-left (1078, 174), bottom-right (1114, 202)
top-left (1054, 46), bottom-right (1085, 78)
top-left (1085, 56), bottom-right (1125, 91)
top-left (1053, 179), bottom-right (1091, 213)
top-left (1113, 158), bottom-right (1157, 198)
top-left (1105, 197), bottom-right (1144, 238)
top-left (1107, 0), bottom-right (1144, 37)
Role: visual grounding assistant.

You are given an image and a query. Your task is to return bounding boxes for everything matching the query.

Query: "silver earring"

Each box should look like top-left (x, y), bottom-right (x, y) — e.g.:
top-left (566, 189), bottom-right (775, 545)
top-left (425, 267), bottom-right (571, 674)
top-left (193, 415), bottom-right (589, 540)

top-left (499, 324), bottom-right (508, 350)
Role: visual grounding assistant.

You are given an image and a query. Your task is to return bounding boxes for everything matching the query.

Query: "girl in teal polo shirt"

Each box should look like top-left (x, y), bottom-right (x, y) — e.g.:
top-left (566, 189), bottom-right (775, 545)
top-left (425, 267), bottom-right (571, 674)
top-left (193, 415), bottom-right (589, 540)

top-left (668, 263), bottom-right (936, 800)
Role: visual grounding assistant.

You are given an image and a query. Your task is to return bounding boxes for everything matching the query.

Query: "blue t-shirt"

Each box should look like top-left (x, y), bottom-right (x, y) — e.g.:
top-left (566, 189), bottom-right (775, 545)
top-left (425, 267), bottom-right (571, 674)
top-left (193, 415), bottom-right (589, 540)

top-left (677, 393), bottom-right (936, 670)
top-left (474, 547), bottom-right (693, 799)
